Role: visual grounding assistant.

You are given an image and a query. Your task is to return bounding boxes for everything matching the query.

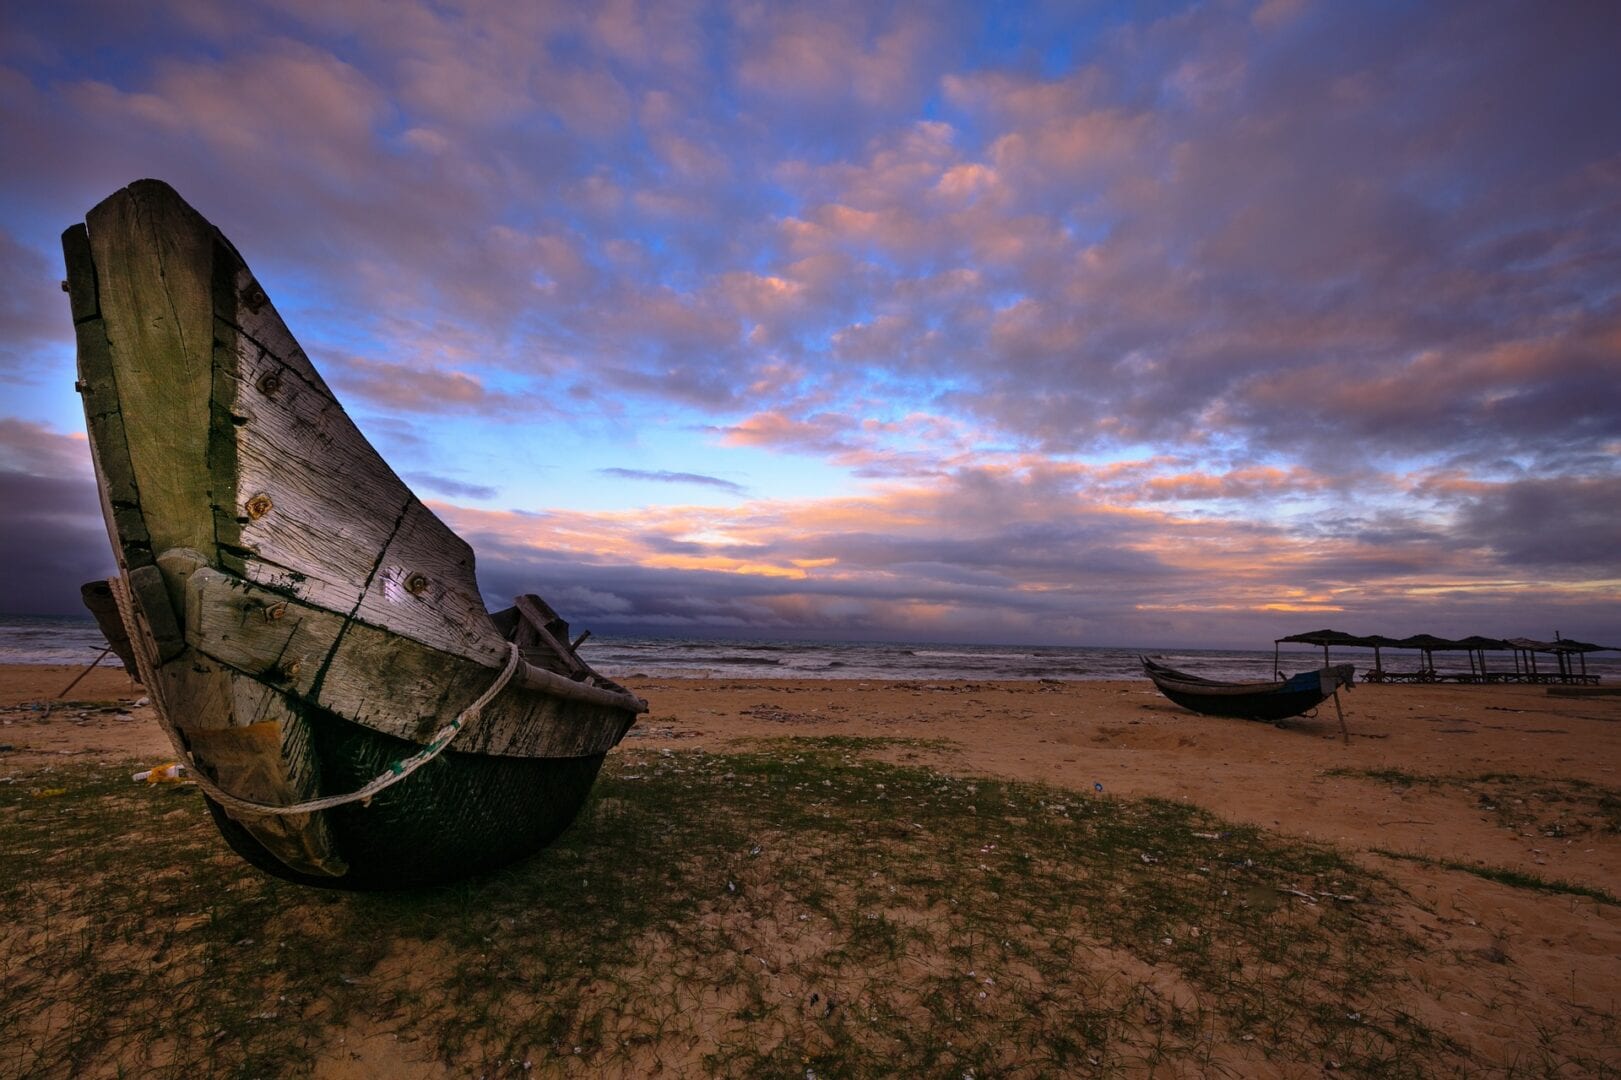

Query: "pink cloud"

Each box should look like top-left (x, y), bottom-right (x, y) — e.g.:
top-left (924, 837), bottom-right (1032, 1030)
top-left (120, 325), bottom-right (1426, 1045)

top-left (714, 271), bottom-right (805, 323)
top-left (718, 410), bottom-right (854, 455)
top-left (1135, 466), bottom-right (1332, 503)
top-left (0, 228), bottom-right (61, 348)
top-left (734, 4), bottom-right (938, 111)
top-left (430, 457), bottom-right (1603, 645)
top-left (1251, 0), bottom-right (1309, 31)
top-left (0, 419), bottom-right (93, 480)
top-left (585, 0), bottom-right (705, 71)
top-left (327, 354), bottom-right (526, 416)
top-left (941, 69), bottom-right (1106, 124)
top-left (986, 108), bottom-right (1149, 185)
top-left (934, 162), bottom-right (998, 200)
top-left (67, 41), bottom-right (387, 179)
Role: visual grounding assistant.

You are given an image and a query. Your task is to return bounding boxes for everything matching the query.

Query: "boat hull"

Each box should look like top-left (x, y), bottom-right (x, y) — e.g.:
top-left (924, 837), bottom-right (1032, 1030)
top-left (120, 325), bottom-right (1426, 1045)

top-left (65, 180), bottom-right (645, 888)
top-left (1148, 682), bottom-right (1337, 722)
top-left (1141, 658), bottom-right (1353, 722)
top-left (205, 710), bottom-right (606, 890)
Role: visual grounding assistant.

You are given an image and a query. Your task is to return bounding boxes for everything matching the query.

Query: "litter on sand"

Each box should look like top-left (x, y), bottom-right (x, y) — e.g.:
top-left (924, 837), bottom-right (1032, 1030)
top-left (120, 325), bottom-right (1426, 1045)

top-left (132, 763), bottom-right (188, 784)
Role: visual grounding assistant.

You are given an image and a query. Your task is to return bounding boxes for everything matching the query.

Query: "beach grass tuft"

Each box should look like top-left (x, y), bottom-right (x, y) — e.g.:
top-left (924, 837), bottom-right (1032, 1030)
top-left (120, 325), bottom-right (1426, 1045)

top-left (1369, 849), bottom-right (1620, 907)
top-left (3, 738), bottom-right (1583, 1077)
top-left (1326, 767), bottom-right (1621, 838)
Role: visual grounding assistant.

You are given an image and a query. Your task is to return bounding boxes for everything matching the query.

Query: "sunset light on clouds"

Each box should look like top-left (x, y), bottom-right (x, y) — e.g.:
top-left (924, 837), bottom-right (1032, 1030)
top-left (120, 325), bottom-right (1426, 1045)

top-left (2, 0), bottom-right (1617, 646)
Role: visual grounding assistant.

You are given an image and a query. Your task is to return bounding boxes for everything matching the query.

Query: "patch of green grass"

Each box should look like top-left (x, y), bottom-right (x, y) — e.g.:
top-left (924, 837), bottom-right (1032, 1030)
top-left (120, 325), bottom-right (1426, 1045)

top-left (750, 734), bottom-right (960, 755)
top-left (0, 745), bottom-right (1508, 1077)
top-left (1328, 768), bottom-right (1621, 837)
top-left (1370, 849), bottom-right (1620, 907)
top-left (1323, 767), bottom-right (1438, 788)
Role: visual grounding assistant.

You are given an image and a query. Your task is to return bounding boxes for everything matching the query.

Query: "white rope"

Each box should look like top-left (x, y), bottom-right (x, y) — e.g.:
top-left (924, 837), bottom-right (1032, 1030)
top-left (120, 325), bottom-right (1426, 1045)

top-left (105, 573), bottom-right (526, 817)
top-left (188, 639), bottom-right (522, 816)
top-left (168, 640), bottom-right (524, 817)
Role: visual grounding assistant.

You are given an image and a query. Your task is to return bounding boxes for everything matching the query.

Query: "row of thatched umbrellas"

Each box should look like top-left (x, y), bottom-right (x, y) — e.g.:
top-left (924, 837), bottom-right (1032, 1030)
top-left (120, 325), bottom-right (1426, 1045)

top-left (1273, 629), bottom-right (1619, 683)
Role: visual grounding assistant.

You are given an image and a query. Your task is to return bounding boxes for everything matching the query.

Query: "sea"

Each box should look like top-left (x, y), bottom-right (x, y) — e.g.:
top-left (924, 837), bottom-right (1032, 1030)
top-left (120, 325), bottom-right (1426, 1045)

top-left (8, 613), bottom-right (1616, 683)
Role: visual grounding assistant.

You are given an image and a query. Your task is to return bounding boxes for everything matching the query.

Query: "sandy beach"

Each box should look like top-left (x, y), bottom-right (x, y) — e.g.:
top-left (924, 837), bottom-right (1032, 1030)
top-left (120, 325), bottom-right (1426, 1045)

top-left (4, 663), bottom-right (1619, 1075)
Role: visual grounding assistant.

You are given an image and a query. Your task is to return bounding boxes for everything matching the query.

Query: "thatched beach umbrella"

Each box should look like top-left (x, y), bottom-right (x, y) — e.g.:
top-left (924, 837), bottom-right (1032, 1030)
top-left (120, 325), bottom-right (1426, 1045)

top-left (1454, 635), bottom-right (1510, 680)
top-left (1394, 634), bottom-right (1464, 680)
top-left (1350, 634), bottom-right (1402, 679)
top-left (1548, 638), bottom-right (1621, 681)
top-left (1505, 637), bottom-right (1556, 679)
top-left (1273, 628), bottom-right (1366, 672)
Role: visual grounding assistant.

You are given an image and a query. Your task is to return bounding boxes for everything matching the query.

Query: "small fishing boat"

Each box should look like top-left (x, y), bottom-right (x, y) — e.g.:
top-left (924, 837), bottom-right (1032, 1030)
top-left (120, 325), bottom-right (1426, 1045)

top-left (1140, 656), bottom-right (1354, 723)
top-left (64, 180), bottom-right (647, 889)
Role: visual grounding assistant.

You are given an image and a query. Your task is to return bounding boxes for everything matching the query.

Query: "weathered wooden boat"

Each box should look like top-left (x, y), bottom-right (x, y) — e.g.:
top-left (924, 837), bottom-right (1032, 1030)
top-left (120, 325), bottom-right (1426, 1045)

top-left (1140, 656), bottom-right (1354, 723)
top-left (64, 180), bottom-right (647, 889)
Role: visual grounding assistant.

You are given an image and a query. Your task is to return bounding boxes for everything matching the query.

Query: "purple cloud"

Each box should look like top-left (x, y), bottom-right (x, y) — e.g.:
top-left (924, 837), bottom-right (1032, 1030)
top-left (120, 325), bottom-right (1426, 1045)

top-left (599, 468), bottom-right (748, 495)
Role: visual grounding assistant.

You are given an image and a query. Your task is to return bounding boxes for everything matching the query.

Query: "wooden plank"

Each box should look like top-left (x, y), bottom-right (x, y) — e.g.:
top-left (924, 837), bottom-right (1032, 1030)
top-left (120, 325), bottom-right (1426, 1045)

top-left (60, 224), bottom-right (99, 323)
top-left (66, 221), bottom-right (154, 572)
top-left (134, 553), bottom-right (345, 877)
top-left (85, 181), bottom-right (218, 561)
top-left (112, 546), bottom-right (344, 878)
top-left (513, 594), bottom-right (588, 678)
top-left (79, 580), bottom-right (139, 676)
top-left (208, 243), bottom-right (245, 571)
top-left (224, 259), bottom-right (338, 399)
top-left (146, 551), bottom-right (243, 738)
top-left (184, 567), bottom-right (640, 758)
top-left (182, 569), bottom-right (336, 701)
top-left (353, 499), bottom-right (506, 661)
top-left (182, 679), bottom-right (346, 878)
top-left (116, 550), bottom-right (333, 877)
top-left (80, 381), bottom-right (152, 569)
top-left (212, 263), bottom-right (512, 665)
top-left (218, 326), bottom-right (411, 612)
top-left (488, 605), bottom-right (520, 639)
top-left (318, 622), bottom-right (637, 756)
top-left (152, 647), bottom-right (237, 734)
top-left (128, 563), bottom-right (184, 663)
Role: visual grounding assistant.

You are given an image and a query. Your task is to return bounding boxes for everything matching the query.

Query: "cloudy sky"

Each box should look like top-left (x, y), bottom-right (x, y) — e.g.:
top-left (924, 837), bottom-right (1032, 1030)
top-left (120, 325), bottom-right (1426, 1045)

top-left (2, 0), bottom-right (1618, 647)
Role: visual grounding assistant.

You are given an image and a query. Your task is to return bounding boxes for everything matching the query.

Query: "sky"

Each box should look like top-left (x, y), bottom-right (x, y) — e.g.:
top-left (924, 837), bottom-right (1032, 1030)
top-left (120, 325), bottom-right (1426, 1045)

top-left (1, 0), bottom-right (1618, 648)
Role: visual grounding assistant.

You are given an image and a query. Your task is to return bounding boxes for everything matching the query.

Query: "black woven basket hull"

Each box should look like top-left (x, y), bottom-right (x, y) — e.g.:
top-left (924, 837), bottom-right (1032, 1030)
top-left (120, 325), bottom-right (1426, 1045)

top-left (205, 709), bottom-right (605, 890)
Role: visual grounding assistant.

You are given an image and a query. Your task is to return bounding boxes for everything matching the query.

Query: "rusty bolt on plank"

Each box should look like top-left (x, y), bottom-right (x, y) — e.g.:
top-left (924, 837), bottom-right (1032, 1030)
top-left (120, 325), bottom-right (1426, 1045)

top-left (404, 572), bottom-right (430, 596)
top-left (245, 493), bottom-right (274, 520)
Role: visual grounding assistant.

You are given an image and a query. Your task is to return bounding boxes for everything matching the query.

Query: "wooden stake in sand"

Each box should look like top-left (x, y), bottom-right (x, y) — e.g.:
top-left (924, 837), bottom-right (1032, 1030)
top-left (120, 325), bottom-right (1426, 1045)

top-left (56, 645), bottom-right (115, 699)
top-left (1331, 689), bottom-right (1349, 744)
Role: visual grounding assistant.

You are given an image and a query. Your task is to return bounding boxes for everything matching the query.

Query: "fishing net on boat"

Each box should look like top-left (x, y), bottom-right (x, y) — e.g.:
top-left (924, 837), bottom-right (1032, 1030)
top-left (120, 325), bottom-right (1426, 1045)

top-left (206, 705), bottom-right (606, 890)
